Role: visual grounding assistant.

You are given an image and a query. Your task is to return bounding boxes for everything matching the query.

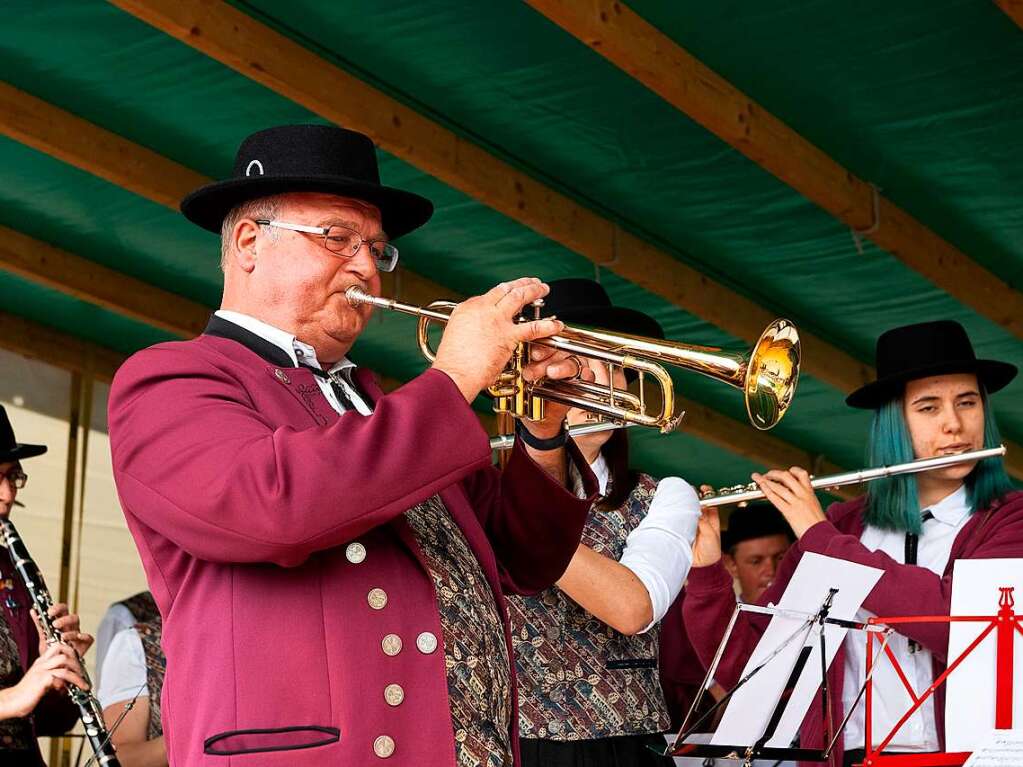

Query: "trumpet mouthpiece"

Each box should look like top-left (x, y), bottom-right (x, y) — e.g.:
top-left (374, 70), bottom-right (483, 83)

top-left (346, 286), bottom-right (371, 307)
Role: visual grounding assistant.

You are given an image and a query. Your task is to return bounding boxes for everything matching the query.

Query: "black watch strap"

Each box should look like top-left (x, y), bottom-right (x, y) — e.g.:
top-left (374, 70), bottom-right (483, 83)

top-left (514, 420), bottom-right (568, 451)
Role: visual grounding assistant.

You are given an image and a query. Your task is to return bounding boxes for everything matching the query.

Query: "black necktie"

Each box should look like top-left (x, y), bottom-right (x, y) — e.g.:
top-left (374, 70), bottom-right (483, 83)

top-left (904, 510), bottom-right (935, 566)
top-left (301, 365), bottom-right (359, 412)
top-left (905, 510), bottom-right (934, 654)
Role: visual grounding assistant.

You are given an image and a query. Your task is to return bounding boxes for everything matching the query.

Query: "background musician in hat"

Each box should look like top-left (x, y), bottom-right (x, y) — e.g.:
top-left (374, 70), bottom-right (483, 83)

top-left (506, 279), bottom-right (702, 766)
top-left (683, 320), bottom-right (1023, 767)
top-left (108, 124), bottom-right (599, 767)
top-left (720, 502), bottom-right (794, 605)
top-left (0, 405), bottom-right (93, 767)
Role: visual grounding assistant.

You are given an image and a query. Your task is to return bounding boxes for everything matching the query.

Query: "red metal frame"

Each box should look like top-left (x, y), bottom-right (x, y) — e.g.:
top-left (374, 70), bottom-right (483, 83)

top-left (858, 587), bottom-right (1021, 767)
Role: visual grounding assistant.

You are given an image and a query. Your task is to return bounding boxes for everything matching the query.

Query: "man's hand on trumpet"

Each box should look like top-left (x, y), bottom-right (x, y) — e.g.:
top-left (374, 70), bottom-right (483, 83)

top-left (430, 277), bottom-right (594, 437)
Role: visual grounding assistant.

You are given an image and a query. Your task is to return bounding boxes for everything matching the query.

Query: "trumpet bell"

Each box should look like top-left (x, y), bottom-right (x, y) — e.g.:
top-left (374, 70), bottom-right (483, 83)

top-left (745, 319), bottom-right (800, 430)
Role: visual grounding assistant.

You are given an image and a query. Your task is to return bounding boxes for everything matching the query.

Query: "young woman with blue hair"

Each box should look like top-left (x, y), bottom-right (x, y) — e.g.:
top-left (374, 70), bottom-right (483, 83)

top-left (682, 320), bottom-right (1023, 767)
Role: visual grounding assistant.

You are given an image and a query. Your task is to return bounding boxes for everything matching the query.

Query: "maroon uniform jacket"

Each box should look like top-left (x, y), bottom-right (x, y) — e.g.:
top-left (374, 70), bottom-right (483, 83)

top-left (683, 491), bottom-right (1023, 767)
top-left (108, 326), bottom-right (596, 767)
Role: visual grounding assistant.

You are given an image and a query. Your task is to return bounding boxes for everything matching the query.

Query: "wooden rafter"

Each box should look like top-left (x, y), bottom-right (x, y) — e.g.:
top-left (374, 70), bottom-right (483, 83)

top-left (106, 0), bottom-right (876, 397)
top-left (524, 0), bottom-right (1023, 338)
top-left (0, 310), bottom-right (123, 383)
top-left (0, 225), bottom-right (210, 337)
top-left (995, 0), bottom-right (1023, 30)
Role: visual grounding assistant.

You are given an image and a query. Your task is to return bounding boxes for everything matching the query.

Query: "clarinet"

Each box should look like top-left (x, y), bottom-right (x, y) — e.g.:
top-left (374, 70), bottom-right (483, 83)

top-left (0, 517), bottom-right (120, 766)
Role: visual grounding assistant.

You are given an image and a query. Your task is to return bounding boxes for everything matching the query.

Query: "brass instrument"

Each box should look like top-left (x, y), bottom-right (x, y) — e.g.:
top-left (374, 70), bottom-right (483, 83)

top-left (698, 445), bottom-right (1007, 507)
top-left (347, 287), bottom-right (800, 432)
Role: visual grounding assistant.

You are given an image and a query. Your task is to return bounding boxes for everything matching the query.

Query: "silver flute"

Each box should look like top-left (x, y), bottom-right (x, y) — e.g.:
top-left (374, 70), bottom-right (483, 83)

top-left (698, 444), bottom-right (1007, 508)
top-left (0, 517), bottom-right (120, 766)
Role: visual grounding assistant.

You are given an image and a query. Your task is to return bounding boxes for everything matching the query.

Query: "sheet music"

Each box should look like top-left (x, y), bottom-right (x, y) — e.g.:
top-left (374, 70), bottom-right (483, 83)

top-left (945, 559), bottom-right (1023, 752)
top-left (962, 729), bottom-right (1023, 766)
top-left (711, 553), bottom-right (883, 748)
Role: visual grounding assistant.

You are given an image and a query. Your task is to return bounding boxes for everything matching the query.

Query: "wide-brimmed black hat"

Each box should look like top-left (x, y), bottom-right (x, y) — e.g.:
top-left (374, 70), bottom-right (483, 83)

top-left (181, 124), bottom-right (433, 239)
top-left (538, 279), bottom-right (664, 339)
top-left (846, 320), bottom-right (1017, 409)
top-left (721, 502), bottom-right (794, 552)
top-left (0, 405), bottom-right (47, 463)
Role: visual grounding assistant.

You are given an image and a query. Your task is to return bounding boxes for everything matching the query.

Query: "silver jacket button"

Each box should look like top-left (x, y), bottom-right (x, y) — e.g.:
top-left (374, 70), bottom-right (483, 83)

top-left (416, 631), bottom-right (438, 654)
top-left (381, 634), bottom-right (402, 656)
top-left (383, 683), bottom-right (405, 706)
top-left (345, 542), bottom-right (367, 564)
top-left (373, 735), bottom-right (395, 758)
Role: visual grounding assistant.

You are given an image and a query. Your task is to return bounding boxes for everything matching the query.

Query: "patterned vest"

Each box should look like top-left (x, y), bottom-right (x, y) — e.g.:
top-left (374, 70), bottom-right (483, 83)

top-left (117, 591), bottom-right (159, 624)
top-left (0, 608), bottom-right (32, 752)
top-left (135, 617), bottom-right (165, 740)
top-left (507, 473), bottom-right (672, 740)
top-left (404, 495), bottom-right (513, 767)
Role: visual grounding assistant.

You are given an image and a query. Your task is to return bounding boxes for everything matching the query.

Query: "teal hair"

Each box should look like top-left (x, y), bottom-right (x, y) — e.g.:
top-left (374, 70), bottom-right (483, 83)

top-left (864, 388), bottom-right (1015, 532)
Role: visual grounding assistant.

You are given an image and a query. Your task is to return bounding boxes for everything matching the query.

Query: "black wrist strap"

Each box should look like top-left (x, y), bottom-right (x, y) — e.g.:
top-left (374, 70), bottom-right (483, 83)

top-left (514, 420), bottom-right (568, 451)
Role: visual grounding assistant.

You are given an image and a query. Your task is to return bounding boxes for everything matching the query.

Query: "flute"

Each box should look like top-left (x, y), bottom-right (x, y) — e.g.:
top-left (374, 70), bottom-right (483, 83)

top-left (698, 445), bottom-right (1007, 508)
top-left (0, 517), bottom-right (120, 766)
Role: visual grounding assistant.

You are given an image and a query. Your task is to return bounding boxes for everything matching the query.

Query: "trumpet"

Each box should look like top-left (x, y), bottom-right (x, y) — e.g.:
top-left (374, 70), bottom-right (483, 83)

top-left (698, 445), bottom-right (1007, 507)
top-left (347, 287), bottom-right (800, 432)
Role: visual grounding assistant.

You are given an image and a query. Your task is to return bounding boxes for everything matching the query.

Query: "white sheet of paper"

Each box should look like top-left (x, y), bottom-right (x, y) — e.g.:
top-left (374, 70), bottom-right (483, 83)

top-left (711, 553), bottom-right (883, 748)
top-left (962, 729), bottom-right (1023, 766)
top-left (945, 559), bottom-right (1023, 752)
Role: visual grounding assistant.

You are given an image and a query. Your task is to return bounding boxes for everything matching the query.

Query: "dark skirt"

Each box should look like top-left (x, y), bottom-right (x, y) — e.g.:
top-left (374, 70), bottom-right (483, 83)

top-left (519, 734), bottom-right (675, 767)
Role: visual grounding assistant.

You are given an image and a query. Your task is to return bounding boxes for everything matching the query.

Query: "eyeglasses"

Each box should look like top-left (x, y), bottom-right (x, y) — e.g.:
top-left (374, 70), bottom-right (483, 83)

top-left (0, 468), bottom-right (27, 489)
top-left (255, 220), bottom-right (400, 273)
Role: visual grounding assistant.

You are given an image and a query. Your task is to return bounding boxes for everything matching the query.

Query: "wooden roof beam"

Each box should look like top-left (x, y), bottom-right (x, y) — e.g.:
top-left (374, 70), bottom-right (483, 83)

top-left (524, 0), bottom-right (1023, 337)
top-left (995, 1), bottom-right (1023, 30)
top-left (0, 225), bottom-right (210, 338)
top-left (0, 310), bottom-right (124, 383)
top-left (107, 0), bottom-right (876, 396)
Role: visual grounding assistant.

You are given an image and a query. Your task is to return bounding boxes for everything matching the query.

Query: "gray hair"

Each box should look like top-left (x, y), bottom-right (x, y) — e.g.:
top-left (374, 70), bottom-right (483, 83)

top-left (219, 194), bottom-right (287, 270)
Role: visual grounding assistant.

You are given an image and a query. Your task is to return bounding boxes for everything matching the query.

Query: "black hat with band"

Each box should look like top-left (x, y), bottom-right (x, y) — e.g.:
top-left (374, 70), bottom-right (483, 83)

top-left (181, 124), bottom-right (433, 240)
top-left (845, 320), bottom-right (1016, 409)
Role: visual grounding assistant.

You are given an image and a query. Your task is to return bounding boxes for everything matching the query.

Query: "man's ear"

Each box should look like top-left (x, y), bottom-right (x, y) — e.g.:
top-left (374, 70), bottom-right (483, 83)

top-left (722, 553), bottom-right (738, 579)
top-left (229, 218), bottom-right (261, 273)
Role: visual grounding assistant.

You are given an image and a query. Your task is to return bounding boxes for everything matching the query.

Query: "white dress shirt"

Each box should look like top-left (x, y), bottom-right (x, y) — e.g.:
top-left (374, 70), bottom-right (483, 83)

top-left (97, 626), bottom-right (149, 709)
top-left (94, 602), bottom-right (137, 687)
top-left (842, 484), bottom-right (970, 751)
top-left (580, 455), bottom-right (701, 633)
top-left (214, 310), bottom-right (372, 416)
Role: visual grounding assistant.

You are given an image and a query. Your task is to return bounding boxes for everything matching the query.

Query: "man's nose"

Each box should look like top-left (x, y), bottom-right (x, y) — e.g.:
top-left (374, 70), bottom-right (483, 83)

top-left (344, 244), bottom-right (379, 281)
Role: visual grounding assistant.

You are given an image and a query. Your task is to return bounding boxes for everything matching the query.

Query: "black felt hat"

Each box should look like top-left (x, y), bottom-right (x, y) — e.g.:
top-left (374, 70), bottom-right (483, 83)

top-left (0, 405), bottom-right (47, 463)
top-left (846, 320), bottom-right (1017, 409)
top-left (538, 279), bottom-right (664, 339)
top-left (721, 502), bottom-right (794, 552)
top-left (181, 124), bottom-right (434, 239)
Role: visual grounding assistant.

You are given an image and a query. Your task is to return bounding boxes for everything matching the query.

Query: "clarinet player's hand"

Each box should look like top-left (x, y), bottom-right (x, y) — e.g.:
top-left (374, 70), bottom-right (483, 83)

top-left (48, 603), bottom-right (94, 657)
top-left (0, 643), bottom-right (88, 719)
top-left (31, 605), bottom-right (94, 658)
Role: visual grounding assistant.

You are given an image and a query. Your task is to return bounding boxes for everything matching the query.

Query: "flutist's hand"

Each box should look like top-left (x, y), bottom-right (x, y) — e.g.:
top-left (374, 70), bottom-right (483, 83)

top-left (751, 467), bottom-right (826, 538)
top-left (432, 278), bottom-right (565, 404)
top-left (0, 643), bottom-right (88, 719)
top-left (691, 486), bottom-right (723, 567)
top-left (33, 604), bottom-right (94, 658)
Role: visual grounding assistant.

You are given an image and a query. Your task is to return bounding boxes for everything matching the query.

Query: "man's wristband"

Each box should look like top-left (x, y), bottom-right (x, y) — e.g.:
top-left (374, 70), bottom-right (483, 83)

top-left (515, 419), bottom-right (568, 451)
